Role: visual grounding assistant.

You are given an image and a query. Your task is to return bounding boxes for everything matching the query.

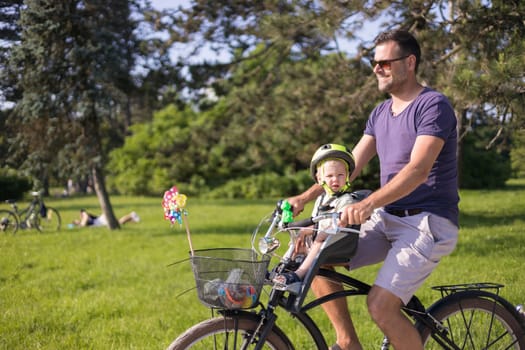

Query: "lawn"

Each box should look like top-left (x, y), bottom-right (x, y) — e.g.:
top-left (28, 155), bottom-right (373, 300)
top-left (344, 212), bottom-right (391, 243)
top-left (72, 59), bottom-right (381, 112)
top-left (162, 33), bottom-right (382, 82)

top-left (1, 179), bottom-right (524, 349)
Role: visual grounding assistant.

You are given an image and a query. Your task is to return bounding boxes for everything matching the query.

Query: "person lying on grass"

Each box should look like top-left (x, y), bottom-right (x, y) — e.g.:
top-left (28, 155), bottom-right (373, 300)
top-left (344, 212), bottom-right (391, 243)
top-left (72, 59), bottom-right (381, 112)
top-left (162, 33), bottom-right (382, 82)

top-left (72, 209), bottom-right (140, 227)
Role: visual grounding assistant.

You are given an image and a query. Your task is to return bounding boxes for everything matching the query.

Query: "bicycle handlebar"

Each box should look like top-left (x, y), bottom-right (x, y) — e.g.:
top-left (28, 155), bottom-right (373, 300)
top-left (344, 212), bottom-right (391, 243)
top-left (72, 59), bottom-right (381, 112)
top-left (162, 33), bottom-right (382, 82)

top-left (285, 217), bottom-right (315, 228)
top-left (284, 213), bottom-right (360, 234)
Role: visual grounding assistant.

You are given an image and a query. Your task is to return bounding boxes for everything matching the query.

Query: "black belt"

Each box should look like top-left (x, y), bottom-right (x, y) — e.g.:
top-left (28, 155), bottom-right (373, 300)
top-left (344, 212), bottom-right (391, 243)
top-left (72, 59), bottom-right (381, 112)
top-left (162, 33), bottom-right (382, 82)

top-left (385, 208), bottom-right (423, 217)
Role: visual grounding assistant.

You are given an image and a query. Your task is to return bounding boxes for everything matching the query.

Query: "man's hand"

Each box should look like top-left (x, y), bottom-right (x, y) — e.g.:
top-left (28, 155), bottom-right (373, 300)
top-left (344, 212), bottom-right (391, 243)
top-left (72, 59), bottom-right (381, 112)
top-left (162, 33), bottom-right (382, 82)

top-left (339, 200), bottom-right (374, 226)
top-left (287, 184), bottom-right (324, 217)
top-left (287, 195), bottom-right (306, 217)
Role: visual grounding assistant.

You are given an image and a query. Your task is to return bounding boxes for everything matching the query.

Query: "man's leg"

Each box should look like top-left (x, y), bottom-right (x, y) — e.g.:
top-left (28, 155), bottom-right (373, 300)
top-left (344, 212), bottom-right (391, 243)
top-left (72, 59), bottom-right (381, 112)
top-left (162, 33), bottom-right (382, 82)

top-left (118, 212), bottom-right (140, 224)
top-left (364, 212), bottom-right (458, 350)
top-left (367, 285), bottom-right (423, 350)
top-left (311, 269), bottom-right (363, 350)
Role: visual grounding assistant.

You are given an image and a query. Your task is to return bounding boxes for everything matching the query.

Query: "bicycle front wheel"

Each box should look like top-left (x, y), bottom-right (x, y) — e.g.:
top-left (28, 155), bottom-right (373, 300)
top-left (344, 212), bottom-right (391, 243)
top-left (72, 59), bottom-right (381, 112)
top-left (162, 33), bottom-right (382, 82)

top-left (419, 295), bottom-right (525, 349)
top-left (36, 207), bottom-right (61, 232)
top-left (167, 315), bottom-right (292, 350)
top-left (0, 210), bottom-right (18, 234)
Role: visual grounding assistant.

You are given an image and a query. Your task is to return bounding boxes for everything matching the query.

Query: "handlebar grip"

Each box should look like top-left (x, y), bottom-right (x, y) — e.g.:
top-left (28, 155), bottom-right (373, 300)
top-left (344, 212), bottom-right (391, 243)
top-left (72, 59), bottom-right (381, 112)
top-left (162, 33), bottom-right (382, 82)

top-left (285, 217), bottom-right (314, 228)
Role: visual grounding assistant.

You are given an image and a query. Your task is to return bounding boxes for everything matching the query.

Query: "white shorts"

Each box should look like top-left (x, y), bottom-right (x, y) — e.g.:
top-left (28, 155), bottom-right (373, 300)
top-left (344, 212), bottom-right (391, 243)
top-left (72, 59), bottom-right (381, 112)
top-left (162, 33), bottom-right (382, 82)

top-left (349, 208), bottom-right (458, 305)
top-left (91, 214), bottom-right (108, 227)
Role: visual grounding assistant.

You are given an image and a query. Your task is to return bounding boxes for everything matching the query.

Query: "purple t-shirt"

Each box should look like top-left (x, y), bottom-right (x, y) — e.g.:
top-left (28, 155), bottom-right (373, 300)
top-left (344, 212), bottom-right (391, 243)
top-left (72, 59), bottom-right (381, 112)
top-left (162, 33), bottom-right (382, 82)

top-left (364, 87), bottom-right (459, 227)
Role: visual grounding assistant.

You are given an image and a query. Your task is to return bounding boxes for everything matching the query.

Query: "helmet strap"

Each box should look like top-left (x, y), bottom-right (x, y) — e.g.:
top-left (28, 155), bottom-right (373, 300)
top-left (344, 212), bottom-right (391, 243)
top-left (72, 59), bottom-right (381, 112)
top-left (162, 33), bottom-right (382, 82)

top-left (320, 181), bottom-right (351, 196)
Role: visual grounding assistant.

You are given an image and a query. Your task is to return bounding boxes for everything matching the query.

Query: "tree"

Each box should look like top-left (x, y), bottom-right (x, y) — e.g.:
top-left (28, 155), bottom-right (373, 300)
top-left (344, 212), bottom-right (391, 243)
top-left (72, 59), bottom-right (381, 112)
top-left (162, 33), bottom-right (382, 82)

top-left (427, 0), bottom-right (525, 186)
top-left (145, 0), bottom-right (524, 189)
top-left (107, 50), bottom-right (380, 196)
top-left (7, 0), bottom-right (140, 229)
top-left (0, 1), bottom-right (22, 168)
top-left (0, 0), bottom-right (22, 105)
top-left (128, 1), bottom-right (384, 192)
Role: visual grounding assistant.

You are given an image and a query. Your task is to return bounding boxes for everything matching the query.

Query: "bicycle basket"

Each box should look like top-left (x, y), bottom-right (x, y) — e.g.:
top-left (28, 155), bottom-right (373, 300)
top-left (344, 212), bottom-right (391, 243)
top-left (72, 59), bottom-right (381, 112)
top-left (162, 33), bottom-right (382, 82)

top-left (190, 248), bottom-right (270, 309)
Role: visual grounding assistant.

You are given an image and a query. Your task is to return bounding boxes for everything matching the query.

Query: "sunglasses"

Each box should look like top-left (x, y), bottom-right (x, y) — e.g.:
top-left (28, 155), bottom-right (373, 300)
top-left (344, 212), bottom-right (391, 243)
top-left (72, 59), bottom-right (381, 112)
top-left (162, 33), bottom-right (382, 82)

top-left (370, 55), bottom-right (410, 70)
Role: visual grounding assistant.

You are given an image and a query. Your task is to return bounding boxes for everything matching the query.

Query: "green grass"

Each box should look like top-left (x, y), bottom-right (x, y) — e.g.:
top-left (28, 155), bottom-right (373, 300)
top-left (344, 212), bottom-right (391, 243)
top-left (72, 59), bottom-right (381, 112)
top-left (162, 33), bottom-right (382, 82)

top-left (1, 180), bottom-right (524, 349)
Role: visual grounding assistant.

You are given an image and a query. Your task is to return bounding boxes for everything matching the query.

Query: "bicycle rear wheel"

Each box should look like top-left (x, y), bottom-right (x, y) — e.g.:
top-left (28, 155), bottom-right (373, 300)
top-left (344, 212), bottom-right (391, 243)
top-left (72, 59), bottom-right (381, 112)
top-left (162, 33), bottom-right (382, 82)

top-left (167, 314), bottom-right (292, 349)
top-left (419, 295), bottom-right (525, 349)
top-left (0, 210), bottom-right (18, 234)
top-left (36, 207), bottom-right (61, 232)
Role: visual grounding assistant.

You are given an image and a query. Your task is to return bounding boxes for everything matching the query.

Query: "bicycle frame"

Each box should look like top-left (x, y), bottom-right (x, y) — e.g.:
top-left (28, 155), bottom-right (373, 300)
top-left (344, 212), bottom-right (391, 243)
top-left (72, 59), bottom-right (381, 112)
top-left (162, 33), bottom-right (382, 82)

top-left (4, 191), bottom-right (60, 233)
top-left (7, 194), bottom-right (39, 228)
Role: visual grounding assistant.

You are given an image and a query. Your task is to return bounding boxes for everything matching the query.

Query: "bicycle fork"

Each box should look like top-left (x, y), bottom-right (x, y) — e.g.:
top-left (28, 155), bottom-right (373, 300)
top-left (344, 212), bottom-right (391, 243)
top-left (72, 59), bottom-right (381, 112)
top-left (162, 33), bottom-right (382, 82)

top-left (247, 288), bottom-right (285, 350)
top-left (247, 308), bottom-right (278, 350)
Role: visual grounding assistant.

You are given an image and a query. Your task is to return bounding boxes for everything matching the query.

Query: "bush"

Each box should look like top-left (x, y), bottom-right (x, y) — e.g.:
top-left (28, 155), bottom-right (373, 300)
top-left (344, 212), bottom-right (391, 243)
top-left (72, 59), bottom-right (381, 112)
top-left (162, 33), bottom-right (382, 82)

top-left (0, 169), bottom-right (32, 201)
top-left (206, 171), bottom-right (312, 199)
top-left (460, 137), bottom-right (511, 189)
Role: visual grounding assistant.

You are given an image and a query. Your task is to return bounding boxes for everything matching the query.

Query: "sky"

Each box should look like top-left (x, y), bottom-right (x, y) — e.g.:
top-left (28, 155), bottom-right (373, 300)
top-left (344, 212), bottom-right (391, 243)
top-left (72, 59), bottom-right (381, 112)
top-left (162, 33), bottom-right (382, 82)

top-left (148, 0), bottom-right (383, 62)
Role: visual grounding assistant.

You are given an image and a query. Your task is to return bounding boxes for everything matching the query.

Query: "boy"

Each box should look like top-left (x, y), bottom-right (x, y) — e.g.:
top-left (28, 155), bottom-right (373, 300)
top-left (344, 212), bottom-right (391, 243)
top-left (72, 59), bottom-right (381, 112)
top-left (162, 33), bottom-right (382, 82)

top-left (273, 143), bottom-right (356, 288)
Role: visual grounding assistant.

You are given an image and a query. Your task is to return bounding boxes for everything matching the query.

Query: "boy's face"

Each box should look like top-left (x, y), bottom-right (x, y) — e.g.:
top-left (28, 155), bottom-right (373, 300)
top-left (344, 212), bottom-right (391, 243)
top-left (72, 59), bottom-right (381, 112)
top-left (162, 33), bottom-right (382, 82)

top-left (317, 160), bottom-right (347, 192)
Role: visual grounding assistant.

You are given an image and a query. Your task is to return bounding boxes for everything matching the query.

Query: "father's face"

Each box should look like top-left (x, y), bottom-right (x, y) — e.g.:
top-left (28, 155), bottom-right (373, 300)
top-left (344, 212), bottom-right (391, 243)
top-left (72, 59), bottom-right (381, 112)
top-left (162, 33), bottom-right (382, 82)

top-left (372, 41), bottom-right (410, 93)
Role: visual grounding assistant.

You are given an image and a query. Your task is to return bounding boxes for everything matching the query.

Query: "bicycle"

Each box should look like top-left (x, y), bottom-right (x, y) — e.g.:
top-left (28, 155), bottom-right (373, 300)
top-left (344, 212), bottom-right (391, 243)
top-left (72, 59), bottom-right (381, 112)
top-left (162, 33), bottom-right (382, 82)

top-left (168, 193), bottom-right (525, 349)
top-left (0, 191), bottom-right (61, 234)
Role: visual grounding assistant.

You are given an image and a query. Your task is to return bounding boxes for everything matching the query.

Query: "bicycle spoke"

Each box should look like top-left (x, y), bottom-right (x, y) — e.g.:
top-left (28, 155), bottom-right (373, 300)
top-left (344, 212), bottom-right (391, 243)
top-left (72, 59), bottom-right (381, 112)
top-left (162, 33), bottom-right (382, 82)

top-left (420, 296), bottom-right (523, 350)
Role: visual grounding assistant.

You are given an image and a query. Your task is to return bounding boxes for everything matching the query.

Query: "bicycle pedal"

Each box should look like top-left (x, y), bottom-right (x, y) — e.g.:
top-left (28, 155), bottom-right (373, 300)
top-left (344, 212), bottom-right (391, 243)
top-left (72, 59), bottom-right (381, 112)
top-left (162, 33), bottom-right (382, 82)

top-left (273, 281), bottom-right (302, 295)
top-left (286, 282), bottom-right (302, 295)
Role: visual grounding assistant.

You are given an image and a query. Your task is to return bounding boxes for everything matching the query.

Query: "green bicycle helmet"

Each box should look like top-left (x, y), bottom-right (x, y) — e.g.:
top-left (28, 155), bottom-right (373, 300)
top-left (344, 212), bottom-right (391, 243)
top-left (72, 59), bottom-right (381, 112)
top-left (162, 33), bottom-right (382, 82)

top-left (310, 144), bottom-right (355, 194)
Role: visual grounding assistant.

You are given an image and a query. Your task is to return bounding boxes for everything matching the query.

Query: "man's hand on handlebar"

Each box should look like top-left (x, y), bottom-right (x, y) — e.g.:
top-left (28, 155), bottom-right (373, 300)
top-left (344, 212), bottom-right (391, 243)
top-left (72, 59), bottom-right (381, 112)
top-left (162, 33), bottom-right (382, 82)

top-left (339, 200), bottom-right (374, 227)
top-left (286, 195), bottom-right (306, 217)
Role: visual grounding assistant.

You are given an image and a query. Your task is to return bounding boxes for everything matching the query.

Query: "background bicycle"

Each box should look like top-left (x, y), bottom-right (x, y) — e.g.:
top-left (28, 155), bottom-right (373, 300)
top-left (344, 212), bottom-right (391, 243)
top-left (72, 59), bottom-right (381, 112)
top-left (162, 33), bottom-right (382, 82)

top-left (0, 191), bottom-right (61, 234)
top-left (168, 198), bottom-right (525, 349)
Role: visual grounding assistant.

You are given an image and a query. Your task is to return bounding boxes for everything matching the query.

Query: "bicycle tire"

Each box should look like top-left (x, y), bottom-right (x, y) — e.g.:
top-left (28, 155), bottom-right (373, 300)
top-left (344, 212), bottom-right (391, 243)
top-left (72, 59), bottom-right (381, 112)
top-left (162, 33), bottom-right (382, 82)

top-left (36, 207), bottom-right (61, 232)
top-left (418, 295), bottom-right (525, 349)
top-left (0, 210), bottom-right (19, 234)
top-left (167, 314), bottom-right (293, 350)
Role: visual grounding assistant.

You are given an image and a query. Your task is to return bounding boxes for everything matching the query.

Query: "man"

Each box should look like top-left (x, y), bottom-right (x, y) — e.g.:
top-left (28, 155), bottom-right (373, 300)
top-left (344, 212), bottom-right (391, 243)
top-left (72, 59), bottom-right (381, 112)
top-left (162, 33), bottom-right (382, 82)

top-left (288, 30), bottom-right (459, 350)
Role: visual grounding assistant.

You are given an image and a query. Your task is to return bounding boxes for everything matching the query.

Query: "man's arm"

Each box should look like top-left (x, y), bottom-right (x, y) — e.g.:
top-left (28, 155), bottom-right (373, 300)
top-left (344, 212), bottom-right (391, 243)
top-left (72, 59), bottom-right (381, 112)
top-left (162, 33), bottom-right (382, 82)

top-left (341, 134), bottom-right (445, 225)
top-left (349, 134), bottom-right (377, 182)
top-left (287, 184), bottom-right (323, 217)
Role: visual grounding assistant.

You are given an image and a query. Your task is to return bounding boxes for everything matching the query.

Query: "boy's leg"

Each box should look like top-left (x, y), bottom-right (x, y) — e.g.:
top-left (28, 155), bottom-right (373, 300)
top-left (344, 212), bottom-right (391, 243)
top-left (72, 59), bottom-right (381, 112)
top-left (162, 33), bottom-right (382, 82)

top-left (294, 240), bottom-right (322, 278)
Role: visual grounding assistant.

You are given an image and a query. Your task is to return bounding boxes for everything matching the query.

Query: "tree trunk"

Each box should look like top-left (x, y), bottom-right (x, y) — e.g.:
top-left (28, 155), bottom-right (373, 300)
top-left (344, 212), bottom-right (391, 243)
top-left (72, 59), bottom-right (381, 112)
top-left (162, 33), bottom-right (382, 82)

top-left (456, 108), bottom-right (466, 188)
top-left (91, 165), bottom-right (120, 230)
top-left (85, 101), bottom-right (120, 230)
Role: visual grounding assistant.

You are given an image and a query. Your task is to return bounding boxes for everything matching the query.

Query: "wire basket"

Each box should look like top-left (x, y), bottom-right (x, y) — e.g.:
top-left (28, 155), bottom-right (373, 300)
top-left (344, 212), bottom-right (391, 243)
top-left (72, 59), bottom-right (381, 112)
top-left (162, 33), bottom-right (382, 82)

top-left (190, 248), bottom-right (271, 309)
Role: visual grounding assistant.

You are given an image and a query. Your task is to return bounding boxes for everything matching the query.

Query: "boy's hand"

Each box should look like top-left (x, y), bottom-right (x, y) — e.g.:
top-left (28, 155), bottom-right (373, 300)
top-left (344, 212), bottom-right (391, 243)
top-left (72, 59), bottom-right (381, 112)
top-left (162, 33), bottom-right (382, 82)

top-left (294, 227), bottom-right (313, 255)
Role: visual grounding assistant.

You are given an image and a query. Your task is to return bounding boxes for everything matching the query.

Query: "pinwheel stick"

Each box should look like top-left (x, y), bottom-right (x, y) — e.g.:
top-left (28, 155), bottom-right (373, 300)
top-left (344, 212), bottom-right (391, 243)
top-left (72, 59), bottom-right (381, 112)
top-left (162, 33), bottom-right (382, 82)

top-left (182, 211), bottom-right (194, 256)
